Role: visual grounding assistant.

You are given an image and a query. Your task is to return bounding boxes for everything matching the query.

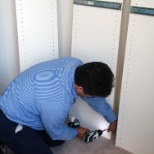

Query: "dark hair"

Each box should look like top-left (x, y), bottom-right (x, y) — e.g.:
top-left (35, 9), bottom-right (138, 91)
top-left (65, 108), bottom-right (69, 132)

top-left (75, 62), bottom-right (114, 97)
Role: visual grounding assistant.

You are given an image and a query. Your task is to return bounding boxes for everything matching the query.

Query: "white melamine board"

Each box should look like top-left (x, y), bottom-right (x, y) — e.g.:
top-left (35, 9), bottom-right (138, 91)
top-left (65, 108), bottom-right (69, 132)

top-left (15, 0), bottom-right (59, 72)
top-left (70, 97), bottom-right (111, 139)
top-left (71, 1), bottom-right (122, 139)
top-left (131, 0), bottom-right (154, 8)
top-left (116, 1), bottom-right (154, 154)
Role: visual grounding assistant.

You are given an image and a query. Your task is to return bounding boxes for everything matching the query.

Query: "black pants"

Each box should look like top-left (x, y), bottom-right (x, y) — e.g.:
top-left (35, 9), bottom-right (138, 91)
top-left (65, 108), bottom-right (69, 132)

top-left (0, 110), bottom-right (65, 154)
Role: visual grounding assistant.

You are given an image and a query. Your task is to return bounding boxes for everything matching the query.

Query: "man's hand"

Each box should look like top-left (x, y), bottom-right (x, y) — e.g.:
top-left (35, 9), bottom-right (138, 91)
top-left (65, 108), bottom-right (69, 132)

top-left (76, 127), bottom-right (89, 140)
top-left (107, 121), bottom-right (117, 132)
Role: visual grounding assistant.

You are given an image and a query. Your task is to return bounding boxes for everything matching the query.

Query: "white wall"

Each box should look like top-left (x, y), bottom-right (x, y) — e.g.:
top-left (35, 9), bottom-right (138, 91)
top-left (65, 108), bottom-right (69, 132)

top-left (0, 0), bottom-right (19, 94)
top-left (57, 0), bottom-right (73, 57)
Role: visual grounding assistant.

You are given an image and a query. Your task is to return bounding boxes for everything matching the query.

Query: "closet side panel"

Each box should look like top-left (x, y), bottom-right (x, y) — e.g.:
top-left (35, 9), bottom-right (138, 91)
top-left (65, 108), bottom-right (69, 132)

top-left (116, 0), bottom-right (154, 153)
top-left (71, 0), bottom-right (122, 139)
top-left (15, 0), bottom-right (59, 72)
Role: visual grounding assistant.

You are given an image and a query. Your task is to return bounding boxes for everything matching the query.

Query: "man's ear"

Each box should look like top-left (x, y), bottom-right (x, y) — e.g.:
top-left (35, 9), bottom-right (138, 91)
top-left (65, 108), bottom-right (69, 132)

top-left (75, 84), bottom-right (90, 97)
top-left (75, 85), bottom-right (83, 91)
top-left (74, 84), bottom-right (84, 94)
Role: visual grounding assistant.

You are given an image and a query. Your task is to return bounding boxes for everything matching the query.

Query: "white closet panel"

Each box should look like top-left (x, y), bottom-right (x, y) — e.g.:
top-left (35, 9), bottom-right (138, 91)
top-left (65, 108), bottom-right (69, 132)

top-left (71, 0), bottom-right (122, 139)
top-left (116, 0), bottom-right (154, 153)
top-left (15, 0), bottom-right (59, 72)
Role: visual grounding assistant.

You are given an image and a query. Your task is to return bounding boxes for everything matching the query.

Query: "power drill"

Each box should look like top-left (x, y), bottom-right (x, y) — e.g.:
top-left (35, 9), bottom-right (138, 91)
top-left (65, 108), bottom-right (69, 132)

top-left (68, 117), bottom-right (106, 143)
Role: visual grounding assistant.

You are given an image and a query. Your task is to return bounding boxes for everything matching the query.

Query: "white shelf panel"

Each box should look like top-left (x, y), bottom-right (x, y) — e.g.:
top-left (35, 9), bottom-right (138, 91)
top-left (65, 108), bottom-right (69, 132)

top-left (15, 0), bottom-right (59, 72)
top-left (71, 1), bottom-right (122, 138)
top-left (116, 1), bottom-right (154, 153)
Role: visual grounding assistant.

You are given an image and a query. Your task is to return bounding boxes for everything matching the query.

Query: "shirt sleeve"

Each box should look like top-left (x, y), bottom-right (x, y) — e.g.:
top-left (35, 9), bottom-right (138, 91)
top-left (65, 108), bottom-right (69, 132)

top-left (39, 101), bottom-right (78, 140)
top-left (80, 96), bottom-right (117, 123)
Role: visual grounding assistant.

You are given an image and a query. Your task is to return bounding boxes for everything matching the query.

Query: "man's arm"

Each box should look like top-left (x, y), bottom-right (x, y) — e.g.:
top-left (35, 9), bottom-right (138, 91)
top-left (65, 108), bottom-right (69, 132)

top-left (40, 103), bottom-right (89, 140)
top-left (40, 103), bottom-right (78, 140)
top-left (80, 96), bottom-right (117, 132)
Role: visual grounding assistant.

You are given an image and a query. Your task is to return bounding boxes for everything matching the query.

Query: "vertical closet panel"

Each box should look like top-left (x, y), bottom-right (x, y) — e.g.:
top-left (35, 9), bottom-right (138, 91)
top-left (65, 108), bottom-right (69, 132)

top-left (70, 0), bottom-right (123, 139)
top-left (116, 0), bottom-right (154, 153)
top-left (15, 0), bottom-right (59, 72)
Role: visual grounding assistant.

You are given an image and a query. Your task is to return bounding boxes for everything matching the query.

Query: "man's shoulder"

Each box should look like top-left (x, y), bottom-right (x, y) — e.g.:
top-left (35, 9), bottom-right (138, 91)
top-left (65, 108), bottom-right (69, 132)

top-left (60, 57), bottom-right (83, 65)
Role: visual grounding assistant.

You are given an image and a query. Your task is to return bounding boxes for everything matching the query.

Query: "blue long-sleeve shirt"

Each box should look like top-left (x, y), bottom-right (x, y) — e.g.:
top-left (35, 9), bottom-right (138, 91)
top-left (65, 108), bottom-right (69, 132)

top-left (0, 57), bottom-right (117, 140)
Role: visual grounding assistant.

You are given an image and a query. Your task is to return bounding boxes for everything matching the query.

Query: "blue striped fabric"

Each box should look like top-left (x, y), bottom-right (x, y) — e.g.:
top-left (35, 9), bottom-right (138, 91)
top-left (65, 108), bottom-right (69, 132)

top-left (81, 96), bottom-right (117, 123)
top-left (0, 57), bottom-right (117, 140)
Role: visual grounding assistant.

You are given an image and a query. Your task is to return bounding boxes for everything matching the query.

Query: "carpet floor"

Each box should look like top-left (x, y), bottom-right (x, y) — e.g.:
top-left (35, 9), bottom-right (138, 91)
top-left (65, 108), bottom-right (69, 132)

top-left (51, 136), bottom-right (132, 154)
top-left (3, 134), bottom-right (132, 154)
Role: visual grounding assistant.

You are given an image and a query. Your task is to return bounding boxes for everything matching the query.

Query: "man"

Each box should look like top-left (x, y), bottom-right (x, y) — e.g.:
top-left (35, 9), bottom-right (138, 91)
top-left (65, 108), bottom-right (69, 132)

top-left (0, 57), bottom-right (117, 154)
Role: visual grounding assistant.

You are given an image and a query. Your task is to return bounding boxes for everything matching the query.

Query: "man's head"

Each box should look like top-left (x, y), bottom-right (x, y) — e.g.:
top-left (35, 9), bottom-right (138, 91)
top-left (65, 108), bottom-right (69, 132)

top-left (75, 62), bottom-right (114, 97)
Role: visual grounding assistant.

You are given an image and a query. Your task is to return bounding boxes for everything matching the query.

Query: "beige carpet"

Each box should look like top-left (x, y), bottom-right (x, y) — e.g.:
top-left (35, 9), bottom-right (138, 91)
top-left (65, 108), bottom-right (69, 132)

top-left (4, 134), bottom-right (132, 154)
top-left (51, 136), bottom-right (132, 154)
